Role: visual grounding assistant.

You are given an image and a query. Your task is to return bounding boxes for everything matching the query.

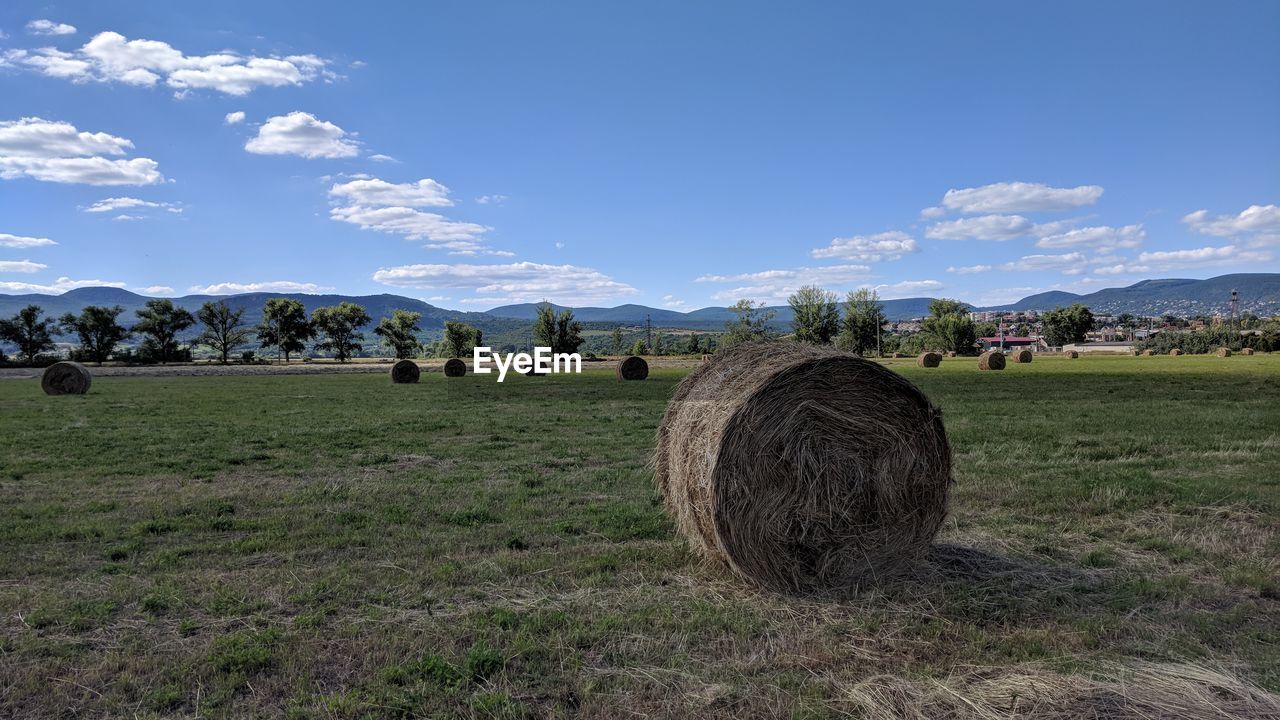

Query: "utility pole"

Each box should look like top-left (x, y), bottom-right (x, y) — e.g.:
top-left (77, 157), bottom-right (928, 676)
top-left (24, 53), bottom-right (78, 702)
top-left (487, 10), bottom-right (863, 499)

top-left (1230, 289), bottom-right (1239, 329)
top-left (645, 314), bottom-right (652, 353)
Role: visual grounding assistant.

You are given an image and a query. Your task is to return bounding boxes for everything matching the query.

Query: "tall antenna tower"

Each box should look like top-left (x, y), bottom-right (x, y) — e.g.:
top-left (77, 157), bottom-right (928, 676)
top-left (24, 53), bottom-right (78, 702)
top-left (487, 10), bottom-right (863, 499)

top-left (1230, 289), bottom-right (1239, 328)
top-left (645, 314), bottom-right (652, 352)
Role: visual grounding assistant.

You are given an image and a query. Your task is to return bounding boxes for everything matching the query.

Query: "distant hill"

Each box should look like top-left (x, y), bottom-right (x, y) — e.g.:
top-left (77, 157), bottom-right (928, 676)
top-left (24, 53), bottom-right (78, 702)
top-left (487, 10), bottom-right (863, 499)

top-left (980, 274), bottom-right (1280, 316)
top-left (487, 296), bottom-right (943, 328)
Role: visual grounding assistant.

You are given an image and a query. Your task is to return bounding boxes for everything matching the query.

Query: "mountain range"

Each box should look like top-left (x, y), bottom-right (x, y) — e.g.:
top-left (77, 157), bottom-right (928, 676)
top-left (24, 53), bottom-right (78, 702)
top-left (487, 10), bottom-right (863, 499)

top-left (1, 274), bottom-right (1276, 340)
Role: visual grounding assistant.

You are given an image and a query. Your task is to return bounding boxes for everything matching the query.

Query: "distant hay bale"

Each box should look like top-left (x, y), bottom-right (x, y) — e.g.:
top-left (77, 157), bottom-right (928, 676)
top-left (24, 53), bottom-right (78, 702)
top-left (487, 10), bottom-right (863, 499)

top-left (946, 351), bottom-right (957, 358)
top-left (1142, 349), bottom-right (1155, 356)
top-left (1066, 350), bottom-right (1079, 359)
top-left (41, 361), bottom-right (91, 395)
top-left (916, 352), bottom-right (942, 368)
top-left (702, 354), bottom-right (712, 364)
top-left (1241, 347), bottom-right (1255, 356)
top-left (389, 359), bottom-right (420, 384)
top-left (891, 352), bottom-right (906, 359)
top-left (616, 355), bottom-right (649, 381)
top-left (654, 341), bottom-right (952, 593)
top-left (1011, 349), bottom-right (1033, 364)
top-left (1217, 347), bottom-right (1232, 357)
top-left (1169, 348), bottom-right (1182, 356)
top-left (444, 358), bottom-right (467, 377)
top-left (978, 351), bottom-right (1006, 371)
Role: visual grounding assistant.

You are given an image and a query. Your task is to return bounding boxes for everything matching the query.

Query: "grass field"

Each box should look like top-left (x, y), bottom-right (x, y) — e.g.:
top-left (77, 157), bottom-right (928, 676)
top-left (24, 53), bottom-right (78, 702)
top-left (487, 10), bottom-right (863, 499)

top-left (1, 355), bottom-right (1278, 718)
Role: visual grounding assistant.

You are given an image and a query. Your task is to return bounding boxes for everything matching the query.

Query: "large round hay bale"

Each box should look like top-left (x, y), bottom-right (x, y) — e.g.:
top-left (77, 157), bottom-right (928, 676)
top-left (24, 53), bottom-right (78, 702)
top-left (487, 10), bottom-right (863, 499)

top-left (1065, 350), bottom-right (1079, 359)
top-left (1217, 347), bottom-right (1232, 357)
top-left (41, 361), bottom-right (92, 395)
top-left (916, 352), bottom-right (942, 368)
top-left (1241, 347), bottom-right (1254, 356)
top-left (1142, 349), bottom-right (1155, 357)
top-left (616, 355), bottom-right (649, 381)
top-left (443, 358), bottom-right (467, 377)
top-left (654, 341), bottom-right (952, 593)
top-left (978, 350), bottom-right (1006, 371)
top-left (389, 359), bottom-right (420, 384)
top-left (1169, 348), bottom-right (1182, 356)
top-left (1011, 349), bottom-right (1032, 364)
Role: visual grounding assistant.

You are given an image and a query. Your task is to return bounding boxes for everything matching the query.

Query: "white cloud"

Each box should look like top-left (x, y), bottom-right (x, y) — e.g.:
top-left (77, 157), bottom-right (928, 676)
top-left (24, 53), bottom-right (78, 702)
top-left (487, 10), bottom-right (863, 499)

top-left (113, 214), bottom-right (142, 221)
top-left (941, 182), bottom-right (1104, 214)
top-left (189, 280), bottom-right (332, 295)
top-left (224, 111), bottom-right (246, 125)
top-left (810, 230), bottom-right (918, 261)
top-left (919, 206), bottom-right (946, 219)
top-left (0, 232), bottom-right (57, 248)
top-left (0, 276), bottom-right (126, 293)
top-left (329, 177), bottom-right (452, 207)
top-left (27, 19), bottom-right (77, 36)
top-left (8, 31), bottom-right (332, 96)
top-left (1094, 244), bottom-right (1272, 276)
top-left (662, 295), bottom-right (688, 309)
top-left (476, 194), bottom-right (508, 205)
top-left (946, 264), bottom-right (992, 275)
top-left (695, 264), bottom-right (873, 302)
top-left (82, 196), bottom-right (181, 216)
top-left (0, 260), bottom-right (47, 273)
top-left (1000, 252), bottom-right (1088, 274)
top-left (926, 214), bottom-right (1035, 241)
top-left (371, 262), bottom-right (639, 305)
top-left (245, 112), bottom-right (359, 159)
top-left (1183, 204), bottom-right (1280, 245)
top-left (0, 117), bottom-right (163, 185)
top-left (868, 280), bottom-right (944, 299)
top-left (1035, 224), bottom-right (1144, 250)
top-left (136, 285), bottom-right (175, 295)
top-left (368, 153), bottom-right (396, 163)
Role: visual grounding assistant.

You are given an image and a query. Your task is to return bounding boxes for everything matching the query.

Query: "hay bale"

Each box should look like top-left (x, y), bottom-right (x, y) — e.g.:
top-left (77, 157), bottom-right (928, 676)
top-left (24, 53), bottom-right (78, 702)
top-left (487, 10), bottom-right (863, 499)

top-left (616, 355), bottom-right (649, 381)
top-left (41, 361), bottom-right (91, 395)
top-left (1169, 348), bottom-right (1182, 356)
top-left (389, 359), bottom-right (420, 384)
top-left (444, 358), bottom-right (467, 377)
top-left (1065, 350), bottom-right (1079, 359)
top-left (702, 354), bottom-right (712, 364)
top-left (1217, 347), bottom-right (1232, 357)
top-left (946, 351), bottom-right (957, 358)
top-left (978, 350), bottom-right (1006, 371)
top-left (1011, 349), bottom-right (1032, 364)
top-left (891, 352), bottom-right (906, 359)
top-left (654, 341), bottom-right (952, 593)
top-left (1241, 347), bottom-right (1254, 356)
top-left (916, 352), bottom-right (942, 368)
top-left (1142, 349), bottom-right (1155, 356)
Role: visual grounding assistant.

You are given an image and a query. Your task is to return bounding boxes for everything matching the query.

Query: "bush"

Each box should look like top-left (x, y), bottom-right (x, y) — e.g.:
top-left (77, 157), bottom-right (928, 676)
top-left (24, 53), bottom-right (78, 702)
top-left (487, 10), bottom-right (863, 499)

top-left (1138, 326), bottom-right (1276, 354)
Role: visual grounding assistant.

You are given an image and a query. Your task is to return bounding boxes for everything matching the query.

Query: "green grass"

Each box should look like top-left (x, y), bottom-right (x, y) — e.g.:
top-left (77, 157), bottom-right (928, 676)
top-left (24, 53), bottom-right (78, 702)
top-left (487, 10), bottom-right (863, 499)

top-left (1, 354), bottom-right (1277, 718)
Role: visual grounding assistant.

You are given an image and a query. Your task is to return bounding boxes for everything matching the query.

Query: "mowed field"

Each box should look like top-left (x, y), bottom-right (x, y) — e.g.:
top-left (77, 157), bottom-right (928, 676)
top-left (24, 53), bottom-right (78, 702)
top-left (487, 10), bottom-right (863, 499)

top-left (1, 355), bottom-right (1277, 719)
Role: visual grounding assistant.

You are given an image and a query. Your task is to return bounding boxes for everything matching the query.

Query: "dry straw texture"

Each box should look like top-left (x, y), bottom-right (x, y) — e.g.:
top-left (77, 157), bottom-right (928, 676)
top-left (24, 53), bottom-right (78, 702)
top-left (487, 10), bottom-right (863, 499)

top-left (839, 661), bottom-right (1280, 720)
top-left (1217, 347), bottom-right (1232, 357)
top-left (978, 350), bottom-right (1006, 371)
top-left (616, 355), bottom-right (649, 381)
top-left (946, 351), bottom-right (957, 358)
top-left (1065, 350), bottom-right (1079, 359)
top-left (654, 341), bottom-right (952, 593)
top-left (1241, 347), bottom-right (1255, 356)
top-left (389, 359), bottom-right (420, 384)
top-left (917, 352), bottom-right (942, 368)
top-left (1169, 348), bottom-right (1183, 356)
top-left (1012, 349), bottom-right (1033, 363)
top-left (1142, 349), bottom-right (1155, 356)
top-left (443, 358), bottom-right (467, 377)
top-left (41, 361), bottom-right (91, 395)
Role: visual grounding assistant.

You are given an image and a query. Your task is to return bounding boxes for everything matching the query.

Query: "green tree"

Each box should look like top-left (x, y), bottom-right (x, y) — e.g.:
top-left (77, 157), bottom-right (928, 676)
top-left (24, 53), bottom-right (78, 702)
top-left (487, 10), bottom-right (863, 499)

top-left (442, 320), bottom-right (482, 358)
top-left (1041, 303), bottom-right (1095, 347)
top-left (257, 298), bottom-right (314, 363)
top-left (835, 289), bottom-right (885, 356)
top-left (133, 299), bottom-right (195, 364)
top-left (60, 305), bottom-right (131, 365)
top-left (788, 285), bottom-right (839, 344)
top-left (921, 298), bottom-right (976, 354)
top-left (373, 310), bottom-right (423, 359)
top-left (610, 326), bottom-right (625, 355)
top-left (721, 299), bottom-right (776, 347)
top-left (653, 333), bottom-right (666, 355)
top-left (0, 305), bottom-right (58, 364)
top-left (311, 302), bottom-right (371, 362)
top-left (532, 304), bottom-right (585, 355)
top-left (196, 300), bottom-right (253, 364)
top-left (629, 339), bottom-right (646, 355)
top-left (687, 332), bottom-right (702, 354)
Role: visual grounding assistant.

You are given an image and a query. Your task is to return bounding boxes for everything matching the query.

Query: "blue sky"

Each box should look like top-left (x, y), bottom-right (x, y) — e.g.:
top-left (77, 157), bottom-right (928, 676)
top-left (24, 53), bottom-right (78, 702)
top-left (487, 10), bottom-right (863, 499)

top-left (1, 2), bottom-right (1278, 310)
